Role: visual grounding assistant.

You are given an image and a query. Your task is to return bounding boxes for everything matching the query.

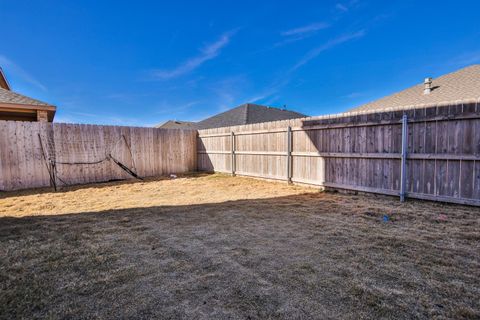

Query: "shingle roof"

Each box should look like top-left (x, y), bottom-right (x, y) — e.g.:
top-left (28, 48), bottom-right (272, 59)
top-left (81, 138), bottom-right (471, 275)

top-left (349, 64), bottom-right (480, 113)
top-left (196, 103), bottom-right (307, 129)
top-left (0, 87), bottom-right (54, 107)
top-left (155, 120), bottom-right (198, 129)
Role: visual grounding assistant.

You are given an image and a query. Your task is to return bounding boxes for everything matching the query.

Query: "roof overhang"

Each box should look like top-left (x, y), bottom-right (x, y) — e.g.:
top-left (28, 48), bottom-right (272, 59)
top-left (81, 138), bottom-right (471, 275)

top-left (0, 102), bottom-right (56, 121)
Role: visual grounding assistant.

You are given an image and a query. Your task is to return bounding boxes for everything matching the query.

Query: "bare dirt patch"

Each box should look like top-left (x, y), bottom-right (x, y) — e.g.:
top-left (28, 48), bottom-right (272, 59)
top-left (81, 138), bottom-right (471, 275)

top-left (1, 174), bottom-right (479, 319)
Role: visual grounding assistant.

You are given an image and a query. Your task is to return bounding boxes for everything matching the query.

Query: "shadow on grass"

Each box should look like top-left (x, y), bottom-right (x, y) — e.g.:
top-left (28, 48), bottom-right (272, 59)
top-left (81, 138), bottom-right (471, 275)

top-left (1, 193), bottom-right (479, 319)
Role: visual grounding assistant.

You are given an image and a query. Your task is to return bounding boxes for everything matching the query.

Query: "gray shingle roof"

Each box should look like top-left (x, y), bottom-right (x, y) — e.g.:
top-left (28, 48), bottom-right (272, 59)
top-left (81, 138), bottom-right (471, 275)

top-left (155, 120), bottom-right (198, 129)
top-left (196, 103), bottom-right (307, 129)
top-left (0, 87), bottom-right (53, 107)
top-left (349, 64), bottom-right (480, 113)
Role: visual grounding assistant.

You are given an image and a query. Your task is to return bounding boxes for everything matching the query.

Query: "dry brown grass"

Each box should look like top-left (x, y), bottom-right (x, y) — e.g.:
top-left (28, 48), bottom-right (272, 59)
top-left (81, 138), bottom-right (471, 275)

top-left (1, 173), bottom-right (479, 319)
top-left (0, 173), bottom-right (312, 217)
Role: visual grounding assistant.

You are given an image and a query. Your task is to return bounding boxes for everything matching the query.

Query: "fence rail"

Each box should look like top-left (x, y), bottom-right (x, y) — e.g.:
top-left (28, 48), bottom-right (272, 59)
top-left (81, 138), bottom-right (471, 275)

top-left (198, 102), bottom-right (480, 206)
top-left (0, 121), bottom-right (197, 191)
top-left (2, 103), bottom-right (479, 206)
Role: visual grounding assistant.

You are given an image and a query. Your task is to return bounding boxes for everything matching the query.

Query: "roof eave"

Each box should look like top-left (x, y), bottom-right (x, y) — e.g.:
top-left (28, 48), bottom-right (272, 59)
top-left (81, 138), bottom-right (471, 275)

top-left (0, 102), bottom-right (56, 112)
top-left (0, 102), bottom-right (56, 121)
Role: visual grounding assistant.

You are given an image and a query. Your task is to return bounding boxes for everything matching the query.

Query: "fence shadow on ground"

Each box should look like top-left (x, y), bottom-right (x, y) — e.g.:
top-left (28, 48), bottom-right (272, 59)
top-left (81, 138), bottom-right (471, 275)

top-left (1, 192), bottom-right (479, 319)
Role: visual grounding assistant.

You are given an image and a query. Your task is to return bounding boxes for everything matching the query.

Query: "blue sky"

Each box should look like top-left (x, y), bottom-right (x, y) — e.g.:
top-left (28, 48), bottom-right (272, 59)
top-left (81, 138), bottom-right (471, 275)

top-left (1, 1), bottom-right (479, 126)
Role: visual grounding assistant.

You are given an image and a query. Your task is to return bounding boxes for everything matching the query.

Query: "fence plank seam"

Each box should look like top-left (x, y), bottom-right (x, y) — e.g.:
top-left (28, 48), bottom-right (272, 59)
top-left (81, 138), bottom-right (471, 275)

top-left (0, 121), bottom-right (197, 191)
top-left (197, 104), bottom-right (480, 206)
top-left (400, 114), bottom-right (408, 202)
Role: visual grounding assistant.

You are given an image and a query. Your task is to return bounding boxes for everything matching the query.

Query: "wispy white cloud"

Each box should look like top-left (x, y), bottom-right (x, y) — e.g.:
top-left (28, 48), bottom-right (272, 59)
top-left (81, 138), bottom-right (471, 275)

top-left (156, 100), bottom-right (201, 115)
top-left (150, 29), bottom-right (238, 80)
top-left (335, 3), bottom-right (349, 12)
top-left (451, 50), bottom-right (480, 66)
top-left (104, 92), bottom-right (155, 105)
top-left (281, 22), bottom-right (330, 37)
top-left (250, 30), bottom-right (366, 103)
top-left (344, 92), bottom-right (365, 99)
top-left (207, 75), bottom-right (249, 112)
top-left (0, 55), bottom-right (47, 91)
top-left (247, 77), bottom-right (289, 104)
top-left (217, 93), bottom-right (235, 112)
top-left (335, 0), bottom-right (360, 13)
top-left (274, 22), bottom-right (331, 47)
top-left (290, 30), bottom-right (365, 72)
top-left (262, 95), bottom-right (281, 106)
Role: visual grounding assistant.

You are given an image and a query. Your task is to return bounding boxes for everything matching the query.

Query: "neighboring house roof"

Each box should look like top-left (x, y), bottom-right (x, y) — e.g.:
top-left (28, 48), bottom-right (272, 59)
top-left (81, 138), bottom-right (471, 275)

top-left (349, 64), bottom-right (480, 113)
top-left (0, 67), bottom-right (10, 90)
top-left (156, 120), bottom-right (198, 129)
top-left (0, 67), bottom-right (56, 121)
top-left (196, 103), bottom-right (307, 129)
top-left (0, 87), bottom-right (54, 107)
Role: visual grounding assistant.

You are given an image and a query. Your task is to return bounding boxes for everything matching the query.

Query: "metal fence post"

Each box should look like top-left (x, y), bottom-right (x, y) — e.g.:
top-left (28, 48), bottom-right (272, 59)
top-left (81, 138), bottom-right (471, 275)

top-left (231, 131), bottom-right (236, 176)
top-left (400, 114), bottom-right (408, 202)
top-left (287, 126), bottom-right (292, 184)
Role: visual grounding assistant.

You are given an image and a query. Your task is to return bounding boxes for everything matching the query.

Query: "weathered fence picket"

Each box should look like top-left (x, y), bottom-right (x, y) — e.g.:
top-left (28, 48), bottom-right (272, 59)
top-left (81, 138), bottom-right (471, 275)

top-left (0, 121), bottom-right (197, 191)
top-left (198, 102), bottom-right (480, 206)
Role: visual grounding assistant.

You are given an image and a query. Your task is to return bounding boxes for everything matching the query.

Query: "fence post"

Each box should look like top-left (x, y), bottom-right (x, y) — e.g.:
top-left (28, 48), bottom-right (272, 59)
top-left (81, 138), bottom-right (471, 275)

top-left (231, 131), bottom-right (236, 176)
top-left (286, 126), bottom-right (292, 184)
top-left (400, 114), bottom-right (408, 202)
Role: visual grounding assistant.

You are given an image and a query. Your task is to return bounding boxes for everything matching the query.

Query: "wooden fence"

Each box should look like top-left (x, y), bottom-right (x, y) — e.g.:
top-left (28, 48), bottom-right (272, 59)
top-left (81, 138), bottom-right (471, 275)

top-left (0, 121), bottom-right (197, 191)
top-left (198, 101), bottom-right (480, 206)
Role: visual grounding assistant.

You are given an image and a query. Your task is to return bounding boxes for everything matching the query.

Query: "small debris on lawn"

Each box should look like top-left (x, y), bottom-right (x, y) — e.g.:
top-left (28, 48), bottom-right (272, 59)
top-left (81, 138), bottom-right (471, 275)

top-left (437, 214), bottom-right (448, 222)
top-left (383, 215), bottom-right (390, 222)
top-left (170, 174), bottom-right (177, 179)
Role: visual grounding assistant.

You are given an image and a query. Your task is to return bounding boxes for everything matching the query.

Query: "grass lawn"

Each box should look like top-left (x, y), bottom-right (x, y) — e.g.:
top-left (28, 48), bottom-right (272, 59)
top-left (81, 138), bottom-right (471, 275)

top-left (1, 174), bottom-right (479, 319)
